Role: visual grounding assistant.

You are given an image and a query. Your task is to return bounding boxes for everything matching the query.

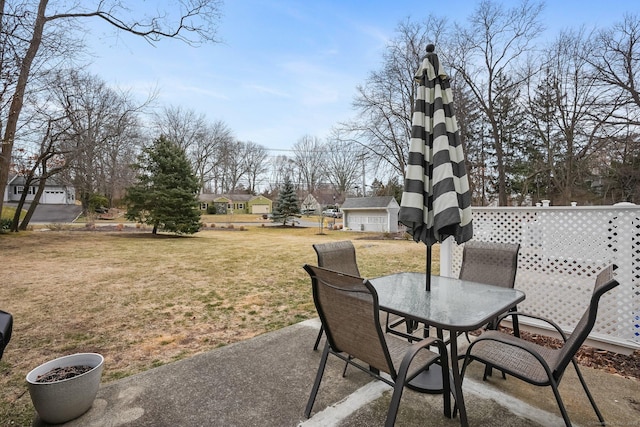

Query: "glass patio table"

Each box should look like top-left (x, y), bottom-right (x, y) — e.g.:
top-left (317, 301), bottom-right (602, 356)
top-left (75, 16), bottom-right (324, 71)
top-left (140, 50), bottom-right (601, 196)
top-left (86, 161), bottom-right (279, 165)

top-left (370, 272), bottom-right (526, 427)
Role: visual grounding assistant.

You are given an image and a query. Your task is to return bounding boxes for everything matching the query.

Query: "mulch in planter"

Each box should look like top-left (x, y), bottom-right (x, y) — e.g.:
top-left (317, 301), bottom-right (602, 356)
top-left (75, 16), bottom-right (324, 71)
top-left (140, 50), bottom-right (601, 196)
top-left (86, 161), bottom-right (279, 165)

top-left (36, 365), bottom-right (93, 383)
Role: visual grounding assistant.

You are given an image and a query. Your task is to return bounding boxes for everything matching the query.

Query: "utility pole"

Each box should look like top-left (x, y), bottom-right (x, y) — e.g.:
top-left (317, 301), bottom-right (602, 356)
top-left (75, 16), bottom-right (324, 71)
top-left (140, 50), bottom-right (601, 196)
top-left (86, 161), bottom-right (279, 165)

top-left (358, 153), bottom-right (366, 197)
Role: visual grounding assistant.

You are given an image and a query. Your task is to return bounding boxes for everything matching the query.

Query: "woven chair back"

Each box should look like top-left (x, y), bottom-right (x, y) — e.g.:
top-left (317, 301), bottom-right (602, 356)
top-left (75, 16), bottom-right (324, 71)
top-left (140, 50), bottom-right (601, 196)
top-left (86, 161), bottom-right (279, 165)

top-left (459, 241), bottom-right (520, 288)
top-left (554, 265), bottom-right (619, 377)
top-left (303, 264), bottom-right (394, 376)
top-left (312, 241), bottom-right (360, 277)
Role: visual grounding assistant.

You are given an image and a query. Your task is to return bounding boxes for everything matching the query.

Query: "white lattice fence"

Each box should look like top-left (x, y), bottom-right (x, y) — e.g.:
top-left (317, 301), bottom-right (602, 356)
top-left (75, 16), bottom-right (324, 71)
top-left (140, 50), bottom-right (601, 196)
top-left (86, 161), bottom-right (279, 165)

top-left (443, 205), bottom-right (640, 352)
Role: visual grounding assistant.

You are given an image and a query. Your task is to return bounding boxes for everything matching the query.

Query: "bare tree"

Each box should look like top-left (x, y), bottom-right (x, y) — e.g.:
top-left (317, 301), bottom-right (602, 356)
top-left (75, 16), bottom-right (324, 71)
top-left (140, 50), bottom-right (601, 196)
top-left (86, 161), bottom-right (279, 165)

top-left (0, 0), bottom-right (223, 214)
top-left (195, 120), bottom-right (234, 192)
top-left (324, 134), bottom-right (364, 194)
top-left (212, 139), bottom-right (251, 193)
top-left (266, 154), bottom-right (296, 195)
top-left (447, 0), bottom-right (545, 205)
top-left (152, 106), bottom-right (233, 192)
top-left (10, 116), bottom-right (72, 231)
top-left (242, 141), bottom-right (269, 194)
top-left (99, 116), bottom-right (142, 205)
top-left (48, 69), bottom-right (148, 212)
top-left (602, 125), bottom-right (640, 203)
top-left (153, 105), bottom-right (209, 152)
top-left (533, 30), bottom-right (618, 204)
top-left (450, 74), bottom-right (486, 205)
top-left (588, 13), bottom-right (640, 124)
top-left (341, 16), bottom-right (450, 179)
top-left (293, 135), bottom-right (325, 193)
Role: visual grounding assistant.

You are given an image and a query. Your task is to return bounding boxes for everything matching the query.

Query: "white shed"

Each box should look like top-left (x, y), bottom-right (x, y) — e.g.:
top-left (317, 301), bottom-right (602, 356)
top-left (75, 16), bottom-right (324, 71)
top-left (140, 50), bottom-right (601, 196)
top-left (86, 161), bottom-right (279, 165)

top-left (340, 196), bottom-right (400, 233)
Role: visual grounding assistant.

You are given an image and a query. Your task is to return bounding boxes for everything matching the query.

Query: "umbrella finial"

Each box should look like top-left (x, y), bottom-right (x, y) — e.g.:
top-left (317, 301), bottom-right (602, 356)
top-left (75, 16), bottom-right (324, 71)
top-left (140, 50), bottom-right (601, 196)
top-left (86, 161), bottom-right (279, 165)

top-left (426, 44), bottom-right (435, 53)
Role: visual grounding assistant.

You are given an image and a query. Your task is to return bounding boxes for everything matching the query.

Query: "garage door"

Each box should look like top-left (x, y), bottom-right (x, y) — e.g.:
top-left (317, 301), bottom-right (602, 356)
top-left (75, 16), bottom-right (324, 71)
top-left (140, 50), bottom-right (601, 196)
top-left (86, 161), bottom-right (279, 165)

top-left (42, 190), bottom-right (67, 204)
top-left (252, 205), bottom-right (269, 214)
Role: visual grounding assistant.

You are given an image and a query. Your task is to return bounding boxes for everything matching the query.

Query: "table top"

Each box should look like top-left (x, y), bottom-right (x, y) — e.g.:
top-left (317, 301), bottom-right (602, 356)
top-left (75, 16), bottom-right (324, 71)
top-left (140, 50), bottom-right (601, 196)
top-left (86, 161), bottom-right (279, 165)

top-left (370, 273), bottom-right (525, 331)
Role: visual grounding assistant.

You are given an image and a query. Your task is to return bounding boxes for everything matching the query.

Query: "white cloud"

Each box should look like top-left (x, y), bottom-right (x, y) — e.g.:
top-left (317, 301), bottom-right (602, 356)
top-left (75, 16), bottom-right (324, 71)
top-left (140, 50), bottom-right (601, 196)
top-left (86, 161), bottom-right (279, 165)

top-left (243, 84), bottom-right (291, 98)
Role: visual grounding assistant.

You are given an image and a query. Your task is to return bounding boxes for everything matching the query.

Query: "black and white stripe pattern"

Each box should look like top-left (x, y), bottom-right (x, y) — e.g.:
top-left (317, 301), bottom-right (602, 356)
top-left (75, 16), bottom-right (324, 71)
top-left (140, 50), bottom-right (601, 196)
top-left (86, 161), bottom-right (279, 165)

top-left (399, 50), bottom-right (473, 245)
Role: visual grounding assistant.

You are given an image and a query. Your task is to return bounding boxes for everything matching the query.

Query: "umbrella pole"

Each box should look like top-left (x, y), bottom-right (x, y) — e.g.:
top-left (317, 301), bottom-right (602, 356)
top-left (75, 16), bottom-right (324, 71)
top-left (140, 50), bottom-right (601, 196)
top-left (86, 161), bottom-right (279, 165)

top-left (426, 245), bottom-right (432, 291)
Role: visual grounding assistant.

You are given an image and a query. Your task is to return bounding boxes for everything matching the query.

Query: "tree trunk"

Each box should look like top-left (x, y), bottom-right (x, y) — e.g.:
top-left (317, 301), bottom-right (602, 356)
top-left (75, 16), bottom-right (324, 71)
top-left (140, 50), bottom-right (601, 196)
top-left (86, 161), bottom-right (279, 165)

top-left (0, 0), bottom-right (48, 215)
top-left (20, 178), bottom-right (48, 230)
top-left (10, 177), bottom-right (34, 232)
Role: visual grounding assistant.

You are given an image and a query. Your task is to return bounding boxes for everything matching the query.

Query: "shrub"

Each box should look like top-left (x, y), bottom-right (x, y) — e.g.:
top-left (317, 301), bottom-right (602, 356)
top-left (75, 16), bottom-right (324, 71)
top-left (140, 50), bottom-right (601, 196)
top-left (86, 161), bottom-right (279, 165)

top-left (0, 218), bottom-right (11, 232)
top-left (88, 194), bottom-right (109, 212)
top-left (207, 205), bottom-right (217, 214)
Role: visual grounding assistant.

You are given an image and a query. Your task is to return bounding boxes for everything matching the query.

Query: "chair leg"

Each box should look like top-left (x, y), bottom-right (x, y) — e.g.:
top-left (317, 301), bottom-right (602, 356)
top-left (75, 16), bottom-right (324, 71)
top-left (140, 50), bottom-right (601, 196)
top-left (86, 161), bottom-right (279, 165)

top-left (385, 382), bottom-right (405, 427)
top-left (454, 354), bottom-right (474, 418)
top-left (511, 306), bottom-right (520, 337)
top-left (342, 355), bottom-right (353, 377)
top-left (549, 378), bottom-right (572, 427)
top-left (571, 359), bottom-right (606, 425)
top-left (384, 359), bottom-right (453, 425)
top-left (313, 325), bottom-right (324, 351)
top-left (440, 350), bottom-right (452, 418)
top-left (483, 363), bottom-right (506, 380)
top-left (305, 344), bottom-right (330, 418)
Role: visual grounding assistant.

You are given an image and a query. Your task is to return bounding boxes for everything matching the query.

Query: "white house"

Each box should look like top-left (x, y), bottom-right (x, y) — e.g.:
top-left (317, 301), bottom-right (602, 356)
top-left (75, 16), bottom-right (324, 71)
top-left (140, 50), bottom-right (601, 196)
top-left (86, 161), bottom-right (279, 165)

top-left (340, 196), bottom-right (400, 232)
top-left (300, 194), bottom-right (321, 213)
top-left (3, 175), bottom-right (76, 205)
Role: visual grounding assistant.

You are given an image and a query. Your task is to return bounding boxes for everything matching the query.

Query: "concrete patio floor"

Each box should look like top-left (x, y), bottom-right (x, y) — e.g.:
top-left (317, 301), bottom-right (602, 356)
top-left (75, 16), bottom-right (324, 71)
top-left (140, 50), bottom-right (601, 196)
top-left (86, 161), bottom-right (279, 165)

top-left (37, 319), bottom-right (639, 426)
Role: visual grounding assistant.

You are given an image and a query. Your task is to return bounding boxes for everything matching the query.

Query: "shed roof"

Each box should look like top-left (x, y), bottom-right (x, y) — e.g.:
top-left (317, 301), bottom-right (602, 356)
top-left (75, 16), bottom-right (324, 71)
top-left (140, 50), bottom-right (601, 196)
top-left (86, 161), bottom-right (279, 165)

top-left (341, 196), bottom-right (399, 209)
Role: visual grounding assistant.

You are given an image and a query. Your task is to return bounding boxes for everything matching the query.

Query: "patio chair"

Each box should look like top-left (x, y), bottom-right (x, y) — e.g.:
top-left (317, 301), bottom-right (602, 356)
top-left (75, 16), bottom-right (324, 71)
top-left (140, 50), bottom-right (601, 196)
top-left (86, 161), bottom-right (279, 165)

top-left (0, 309), bottom-right (12, 360)
top-left (458, 264), bottom-right (619, 427)
top-left (303, 264), bottom-right (452, 426)
top-left (311, 241), bottom-right (361, 351)
top-left (459, 241), bottom-right (521, 337)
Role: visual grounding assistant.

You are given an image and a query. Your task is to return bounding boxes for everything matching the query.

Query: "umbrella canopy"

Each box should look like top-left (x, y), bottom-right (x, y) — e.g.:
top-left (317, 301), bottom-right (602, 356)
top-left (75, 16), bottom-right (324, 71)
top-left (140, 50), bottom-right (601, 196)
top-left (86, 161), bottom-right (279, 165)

top-left (399, 45), bottom-right (473, 286)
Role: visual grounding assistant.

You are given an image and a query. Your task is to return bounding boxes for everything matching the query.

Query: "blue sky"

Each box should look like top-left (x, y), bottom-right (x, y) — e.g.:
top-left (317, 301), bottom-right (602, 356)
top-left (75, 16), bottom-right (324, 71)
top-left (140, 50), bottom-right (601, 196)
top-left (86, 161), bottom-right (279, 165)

top-left (85, 1), bottom-right (639, 153)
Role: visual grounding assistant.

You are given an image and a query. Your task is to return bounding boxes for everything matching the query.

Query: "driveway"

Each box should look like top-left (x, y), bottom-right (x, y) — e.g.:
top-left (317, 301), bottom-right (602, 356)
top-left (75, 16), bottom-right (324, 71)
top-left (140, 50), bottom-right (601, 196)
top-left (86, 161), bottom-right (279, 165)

top-left (5, 203), bottom-right (83, 224)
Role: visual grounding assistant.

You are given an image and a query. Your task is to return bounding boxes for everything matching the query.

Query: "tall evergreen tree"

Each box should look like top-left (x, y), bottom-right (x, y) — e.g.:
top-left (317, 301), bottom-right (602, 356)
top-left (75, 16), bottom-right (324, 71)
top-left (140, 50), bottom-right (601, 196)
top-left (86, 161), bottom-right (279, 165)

top-left (271, 176), bottom-right (300, 226)
top-left (124, 136), bottom-right (201, 235)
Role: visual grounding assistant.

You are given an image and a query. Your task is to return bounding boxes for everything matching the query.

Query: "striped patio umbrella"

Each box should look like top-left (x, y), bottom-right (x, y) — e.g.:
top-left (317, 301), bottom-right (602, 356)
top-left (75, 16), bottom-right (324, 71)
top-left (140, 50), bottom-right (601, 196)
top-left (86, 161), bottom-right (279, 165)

top-left (399, 44), bottom-right (473, 290)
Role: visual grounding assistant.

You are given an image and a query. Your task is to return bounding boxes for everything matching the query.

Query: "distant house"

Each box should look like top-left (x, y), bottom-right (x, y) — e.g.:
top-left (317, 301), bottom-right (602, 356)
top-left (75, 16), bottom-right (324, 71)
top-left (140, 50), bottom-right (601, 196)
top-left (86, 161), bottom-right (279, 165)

top-left (3, 175), bottom-right (76, 205)
top-left (198, 194), bottom-right (272, 215)
top-left (340, 196), bottom-right (400, 232)
top-left (300, 194), bottom-right (321, 213)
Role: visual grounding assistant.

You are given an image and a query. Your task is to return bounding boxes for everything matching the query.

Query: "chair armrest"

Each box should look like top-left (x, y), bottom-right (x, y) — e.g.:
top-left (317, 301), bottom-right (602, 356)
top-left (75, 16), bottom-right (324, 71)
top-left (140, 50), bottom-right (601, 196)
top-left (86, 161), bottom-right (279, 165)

top-left (397, 336), bottom-right (449, 381)
top-left (495, 311), bottom-right (569, 342)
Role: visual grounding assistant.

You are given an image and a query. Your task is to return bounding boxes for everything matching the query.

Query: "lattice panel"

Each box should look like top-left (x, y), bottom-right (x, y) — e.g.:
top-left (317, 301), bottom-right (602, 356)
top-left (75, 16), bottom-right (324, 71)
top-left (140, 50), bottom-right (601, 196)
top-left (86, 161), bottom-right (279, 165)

top-left (448, 206), bottom-right (640, 349)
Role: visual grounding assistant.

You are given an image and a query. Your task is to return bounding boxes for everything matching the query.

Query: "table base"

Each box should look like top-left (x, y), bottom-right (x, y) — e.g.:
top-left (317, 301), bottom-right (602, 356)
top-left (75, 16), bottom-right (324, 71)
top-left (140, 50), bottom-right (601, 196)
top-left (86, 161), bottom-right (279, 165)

top-left (407, 366), bottom-right (444, 394)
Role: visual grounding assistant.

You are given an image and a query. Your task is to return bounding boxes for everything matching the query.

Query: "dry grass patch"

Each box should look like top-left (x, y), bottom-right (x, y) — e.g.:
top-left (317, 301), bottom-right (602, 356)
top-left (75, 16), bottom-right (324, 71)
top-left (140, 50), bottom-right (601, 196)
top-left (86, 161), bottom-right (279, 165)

top-left (0, 226), bottom-right (433, 425)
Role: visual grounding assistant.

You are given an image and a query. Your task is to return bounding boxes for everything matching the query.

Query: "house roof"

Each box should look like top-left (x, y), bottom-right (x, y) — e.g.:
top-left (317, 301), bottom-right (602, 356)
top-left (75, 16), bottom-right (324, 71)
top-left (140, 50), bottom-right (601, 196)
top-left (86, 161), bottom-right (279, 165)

top-left (341, 196), bottom-right (399, 209)
top-left (301, 194), bottom-right (319, 204)
top-left (198, 194), bottom-right (271, 203)
top-left (7, 175), bottom-right (72, 187)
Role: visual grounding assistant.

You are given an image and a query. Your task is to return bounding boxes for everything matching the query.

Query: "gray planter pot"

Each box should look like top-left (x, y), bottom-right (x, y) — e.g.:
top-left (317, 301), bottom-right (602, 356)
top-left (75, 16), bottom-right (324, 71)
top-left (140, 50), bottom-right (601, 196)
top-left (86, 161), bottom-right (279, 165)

top-left (26, 353), bottom-right (104, 424)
